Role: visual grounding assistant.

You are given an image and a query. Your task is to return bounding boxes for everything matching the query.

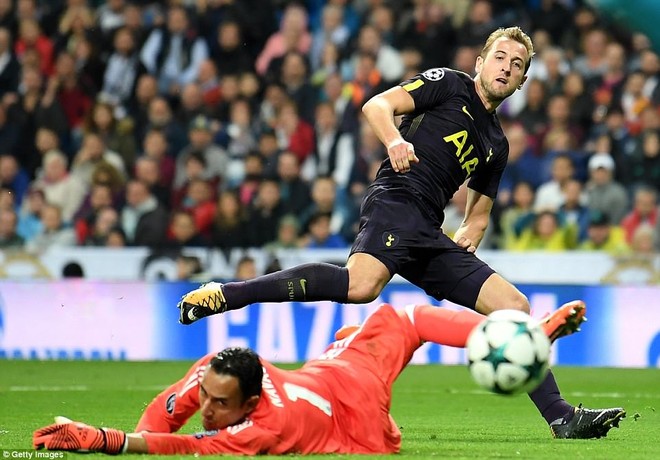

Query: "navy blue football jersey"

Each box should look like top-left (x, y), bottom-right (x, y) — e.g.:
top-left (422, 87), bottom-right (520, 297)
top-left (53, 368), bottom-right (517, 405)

top-left (373, 68), bottom-right (509, 218)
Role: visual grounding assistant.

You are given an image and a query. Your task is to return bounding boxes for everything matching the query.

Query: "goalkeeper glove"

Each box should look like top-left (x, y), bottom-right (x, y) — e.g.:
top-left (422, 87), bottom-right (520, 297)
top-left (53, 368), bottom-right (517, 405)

top-left (33, 422), bottom-right (126, 455)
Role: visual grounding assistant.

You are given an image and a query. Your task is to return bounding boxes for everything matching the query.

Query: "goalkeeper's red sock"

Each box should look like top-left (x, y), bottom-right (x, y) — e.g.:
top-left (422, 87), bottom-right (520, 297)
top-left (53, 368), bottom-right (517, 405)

top-left (406, 305), bottom-right (485, 347)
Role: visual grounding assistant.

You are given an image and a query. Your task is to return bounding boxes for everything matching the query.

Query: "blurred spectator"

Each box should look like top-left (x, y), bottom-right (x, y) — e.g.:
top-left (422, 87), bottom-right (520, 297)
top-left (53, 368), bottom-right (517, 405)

top-left (211, 20), bottom-right (253, 76)
top-left (176, 82), bottom-right (208, 127)
top-left (141, 128), bottom-right (175, 189)
top-left (557, 179), bottom-right (591, 243)
top-left (196, 59), bottom-right (222, 109)
top-left (105, 225), bottom-right (126, 248)
top-left (264, 214), bottom-right (301, 250)
top-left (0, 26), bottom-right (20, 98)
top-left (516, 78), bottom-right (547, 139)
top-left (620, 186), bottom-right (658, 244)
top-left (572, 28), bottom-right (609, 79)
top-left (0, 1), bottom-right (14, 36)
top-left (176, 254), bottom-right (206, 281)
top-left (534, 154), bottom-right (581, 212)
top-left (499, 181), bottom-right (536, 250)
top-left (120, 179), bottom-right (168, 246)
top-left (455, 0), bottom-right (495, 48)
top-left (54, 5), bottom-right (98, 58)
top-left (299, 176), bottom-right (347, 237)
top-left (134, 156), bottom-right (169, 208)
top-left (638, 49), bottom-right (660, 102)
top-left (0, 208), bottom-right (24, 248)
top-left (96, 0), bottom-right (126, 37)
top-left (536, 94), bottom-right (584, 157)
top-left (397, 1), bottom-right (455, 70)
top-left (586, 42), bottom-right (628, 125)
top-left (585, 153), bottom-right (629, 225)
top-left (274, 100), bottom-right (315, 164)
top-left (319, 72), bottom-right (358, 134)
top-left (498, 123), bottom-right (542, 203)
top-left (530, 0), bottom-right (572, 45)
top-left (72, 35), bottom-right (105, 97)
top-left (177, 178), bottom-right (216, 238)
top-left (277, 151), bottom-right (311, 216)
top-left (301, 211), bottom-right (347, 248)
top-left (31, 149), bottom-right (86, 223)
top-left (26, 203), bottom-right (76, 253)
top-left (139, 96), bottom-right (187, 155)
top-left (15, 18), bottom-right (54, 76)
top-left (8, 66), bottom-right (68, 177)
top-left (211, 189), bottom-right (248, 250)
top-left (140, 5), bottom-right (209, 96)
top-left (16, 187), bottom-right (45, 241)
top-left (302, 101), bottom-right (355, 192)
top-left (73, 182), bottom-right (115, 244)
top-left (579, 210), bottom-right (629, 254)
top-left (71, 132), bottom-right (125, 187)
top-left (509, 210), bottom-right (576, 251)
top-left (256, 4), bottom-right (311, 77)
top-left (84, 206), bottom-right (119, 246)
top-left (47, 51), bottom-right (93, 134)
top-left (627, 128), bottom-right (660, 190)
top-left (309, 4), bottom-right (349, 72)
top-left (221, 98), bottom-right (259, 187)
top-left (561, 71), bottom-right (595, 136)
top-left (620, 71), bottom-right (651, 136)
top-left (174, 115), bottom-right (228, 190)
top-left (344, 24), bottom-right (403, 83)
top-left (101, 26), bottom-right (147, 112)
top-left (234, 254), bottom-right (257, 280)
top-left (236, 152), bottom-right (264, 207)
top-left (0, 154), bottom-right (29, 205)
top-left (166, 210), bottom-right (208, 248)
top-left (278, 51), bottom-right (317, 124)
top-left (630, 223), bottom-right (656, 254)
top-left (246, 178), bottom-right (284, 247)
top-left (84, 101), bottom-right (137, 171)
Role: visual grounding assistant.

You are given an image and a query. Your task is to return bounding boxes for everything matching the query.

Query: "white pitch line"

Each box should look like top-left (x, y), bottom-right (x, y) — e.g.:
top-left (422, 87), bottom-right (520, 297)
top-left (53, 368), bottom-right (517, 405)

top-left (398, 388), bottom-right (660, 399)
top-left (7, 385), bottom-right (168, 392)
top-left (9, 385), bottom-right (89, 391)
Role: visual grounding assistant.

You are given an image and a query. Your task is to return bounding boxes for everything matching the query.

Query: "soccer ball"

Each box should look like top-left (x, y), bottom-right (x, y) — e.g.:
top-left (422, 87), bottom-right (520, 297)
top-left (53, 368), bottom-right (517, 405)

top-left (467, 310), bottom-right (551, 395)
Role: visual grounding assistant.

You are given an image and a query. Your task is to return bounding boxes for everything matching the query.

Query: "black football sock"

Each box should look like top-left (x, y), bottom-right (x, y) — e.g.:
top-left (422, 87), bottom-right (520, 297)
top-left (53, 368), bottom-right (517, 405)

top-left (222, 263), bottom-right (349, 311)
top-left (528, 370), bottom-right (574, 424)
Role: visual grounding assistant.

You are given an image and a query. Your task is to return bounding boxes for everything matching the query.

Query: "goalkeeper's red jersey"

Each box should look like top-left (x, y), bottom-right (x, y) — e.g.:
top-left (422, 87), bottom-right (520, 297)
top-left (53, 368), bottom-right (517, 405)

top-left (136, 303), bottom-right (422, 455)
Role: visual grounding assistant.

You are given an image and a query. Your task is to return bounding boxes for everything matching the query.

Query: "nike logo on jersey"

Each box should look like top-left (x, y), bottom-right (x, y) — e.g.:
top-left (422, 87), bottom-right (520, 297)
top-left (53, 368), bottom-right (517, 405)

top-left (300, 279), bottom-right (307, 298)
top-left (462, 106), bottom-right (474, 121)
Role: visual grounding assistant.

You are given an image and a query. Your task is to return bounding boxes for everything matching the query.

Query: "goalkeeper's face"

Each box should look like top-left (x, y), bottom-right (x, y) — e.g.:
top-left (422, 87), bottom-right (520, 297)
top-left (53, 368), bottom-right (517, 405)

top-left (199, 370), bottom-right (260, 430)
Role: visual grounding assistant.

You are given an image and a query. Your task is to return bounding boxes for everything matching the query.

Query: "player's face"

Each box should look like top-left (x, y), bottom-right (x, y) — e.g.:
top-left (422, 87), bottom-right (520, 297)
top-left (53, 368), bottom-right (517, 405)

top-left (199, 371), bottom-right (259, 430)
top-left (475, 37), bottom-right (529, 103)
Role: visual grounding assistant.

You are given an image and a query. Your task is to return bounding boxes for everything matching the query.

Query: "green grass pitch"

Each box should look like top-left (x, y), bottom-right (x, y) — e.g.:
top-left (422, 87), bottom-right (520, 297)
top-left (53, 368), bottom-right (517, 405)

top-left (1, 361), bottom-right (659, 459)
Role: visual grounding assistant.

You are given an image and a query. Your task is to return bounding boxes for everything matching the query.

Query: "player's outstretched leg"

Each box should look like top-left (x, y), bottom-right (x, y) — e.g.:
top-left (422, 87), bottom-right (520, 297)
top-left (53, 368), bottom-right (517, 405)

top-left (540, 300), bottom-right (587, 342)
top-left (178, 263), bottom-right (349, 324)
top-left (549, 404), bottom-right (626, 439)
top-left (532, 300), bottom-right (626, 439)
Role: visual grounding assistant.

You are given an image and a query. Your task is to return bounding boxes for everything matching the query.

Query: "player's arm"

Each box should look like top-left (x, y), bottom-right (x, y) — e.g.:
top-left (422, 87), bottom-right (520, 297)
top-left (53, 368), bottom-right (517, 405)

top-left (135, 354), bottom-right (213, 433)
top-left (362, 86), bottom-right (420, 173)
top-left (453, 188), bottom-right (493, 252)
top-left (34, 422), bottom-right (278, 456)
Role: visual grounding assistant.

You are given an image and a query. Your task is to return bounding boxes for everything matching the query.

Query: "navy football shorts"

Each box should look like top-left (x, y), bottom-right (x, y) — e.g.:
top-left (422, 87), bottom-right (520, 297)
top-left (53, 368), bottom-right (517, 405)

top-left (350, 186), bottom-right (495, 309)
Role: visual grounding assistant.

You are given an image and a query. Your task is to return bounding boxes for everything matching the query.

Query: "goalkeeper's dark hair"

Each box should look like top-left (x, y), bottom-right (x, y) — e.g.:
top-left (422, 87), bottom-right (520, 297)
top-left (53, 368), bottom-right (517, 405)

top-left (210, 347), bottom-right (263, 402)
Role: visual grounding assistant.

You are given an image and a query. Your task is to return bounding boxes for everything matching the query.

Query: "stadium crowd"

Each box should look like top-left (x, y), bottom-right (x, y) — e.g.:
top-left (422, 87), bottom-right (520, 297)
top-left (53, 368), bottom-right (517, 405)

top-left (0, 0), bottom-right (659, 257)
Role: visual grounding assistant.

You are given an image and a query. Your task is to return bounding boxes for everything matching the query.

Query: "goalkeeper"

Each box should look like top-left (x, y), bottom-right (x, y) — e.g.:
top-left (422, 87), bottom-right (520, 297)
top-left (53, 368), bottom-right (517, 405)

top-left (33, 302), bottom-right (623, 455)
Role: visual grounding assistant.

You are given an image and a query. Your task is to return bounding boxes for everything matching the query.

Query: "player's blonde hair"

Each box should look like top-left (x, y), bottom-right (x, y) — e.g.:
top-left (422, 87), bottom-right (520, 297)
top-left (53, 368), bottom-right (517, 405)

top-left (480, 27), bottom-right (535, 74)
